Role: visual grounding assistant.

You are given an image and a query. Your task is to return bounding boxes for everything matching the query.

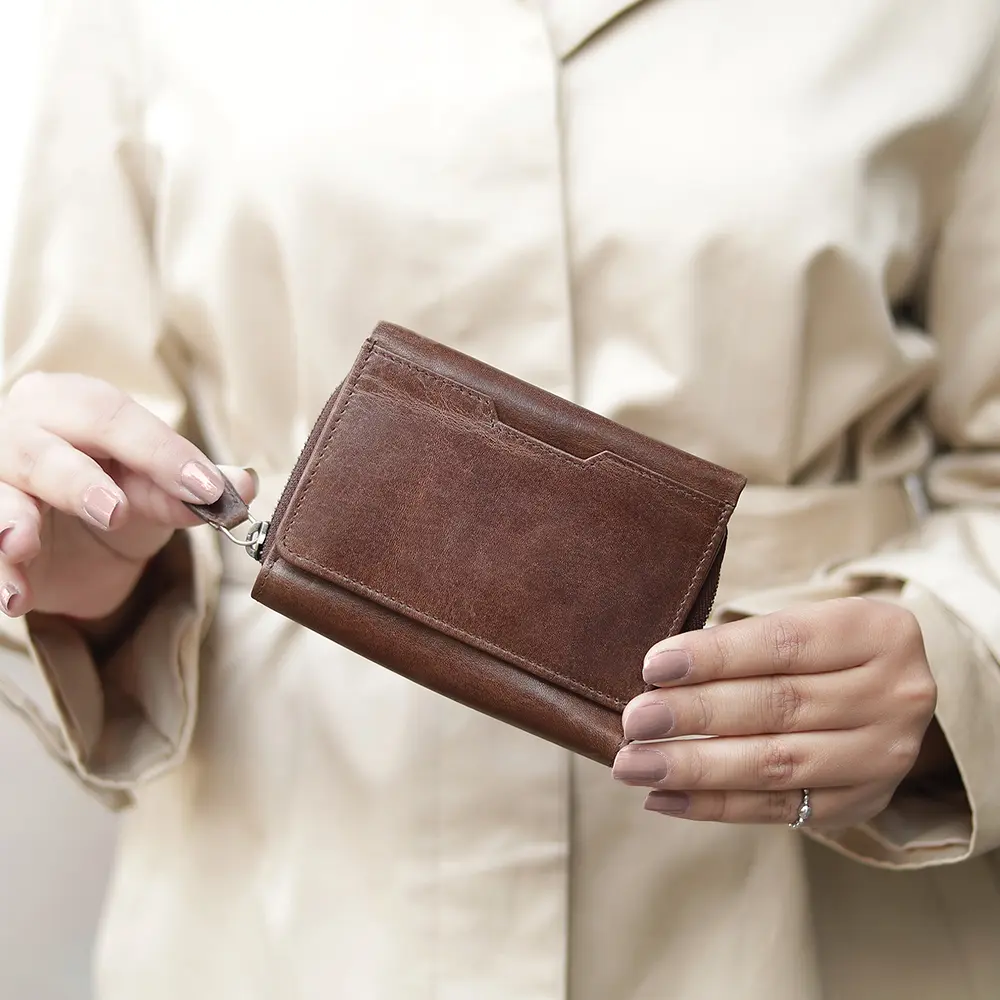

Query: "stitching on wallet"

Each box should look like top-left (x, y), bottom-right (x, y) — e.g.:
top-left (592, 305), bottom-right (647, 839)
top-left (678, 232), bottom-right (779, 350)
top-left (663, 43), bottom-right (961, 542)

top-left (369, 345), bottom-right (495, 412)
top-left (284, 339), bottom-right (376, 534)
top-left (667, 508), bottom-right (727, 636)
top-left (367, 347), bottom-right (727, 513)
top-left (281, 342), bottom-right (725, 711)
top-left (288, 553), bottom-right (625, 710)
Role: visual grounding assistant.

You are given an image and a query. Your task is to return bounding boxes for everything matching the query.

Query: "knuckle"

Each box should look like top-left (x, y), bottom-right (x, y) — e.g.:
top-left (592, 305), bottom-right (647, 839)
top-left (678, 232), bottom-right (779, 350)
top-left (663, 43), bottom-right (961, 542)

top-left (5, 371), bottom-right (51, 410)
top-left (904, 672), bottom-right (938, 718)
top-left (756, 737), bottom-right (796, 788)
top-left (889, 663), bottom-right (938, 721)
top-left (868, 600), bottom-right (922, 656)
top-left (884, 736), bottom-right (922, 779)
top-left (684, 745), bottom-right (711, 787)
top-left (145, 428), bottom-right (177, 468)
top-left (767, 614), bottom-right (806, 674)
top-left (699, 627), bottom-right (730, 680)
top-left (88, 382), bottom-right (132, 434)
top-left (86, 382), bottom-right (178, 469)
top-left (764, 791), bottom-right (796, 824)
top-left (700, 794), bottom-right (728, 823)
top-left (691, 689), bottom-right (714, 733)
top-left (764, 675), bottom-right (806, 732)
top-left (5, 430), bottom-right (43, 487)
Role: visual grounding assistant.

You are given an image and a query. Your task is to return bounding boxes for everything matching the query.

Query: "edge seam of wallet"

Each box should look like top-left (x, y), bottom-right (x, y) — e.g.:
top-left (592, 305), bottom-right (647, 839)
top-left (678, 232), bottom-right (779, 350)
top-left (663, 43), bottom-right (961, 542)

top-left (667, 512), bottom-right (727, 637)
top-left (253, 559), bottom-right (627, 766)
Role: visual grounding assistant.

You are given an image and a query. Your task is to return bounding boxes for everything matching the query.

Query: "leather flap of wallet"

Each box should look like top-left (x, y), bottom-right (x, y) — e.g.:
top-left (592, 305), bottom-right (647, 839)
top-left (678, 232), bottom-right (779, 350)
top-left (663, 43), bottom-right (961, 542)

top-left (272, 339), bottom-right (735, 713)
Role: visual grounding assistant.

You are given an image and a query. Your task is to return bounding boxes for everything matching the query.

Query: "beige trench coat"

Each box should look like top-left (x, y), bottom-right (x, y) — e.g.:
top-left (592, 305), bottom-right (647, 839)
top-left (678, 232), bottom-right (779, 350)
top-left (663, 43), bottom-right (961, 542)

top-left (3, 1), bottom-right (1000, 997)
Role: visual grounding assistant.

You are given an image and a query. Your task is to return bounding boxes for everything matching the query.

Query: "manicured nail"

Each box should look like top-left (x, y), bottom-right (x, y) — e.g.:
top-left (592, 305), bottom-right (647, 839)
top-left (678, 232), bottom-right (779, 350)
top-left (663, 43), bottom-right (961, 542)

top-left (645, 791), bottom-right (690, 816)
top-left (0, 523), bottom-right (14, 554)
top-left (0, 583), bottom-right (20, 616)
top-left (623, 701), bottom-right (675, 741)
top-left (243, 467), bottom-right (259, 493)
top-left (643, 647), bottom-right (691, 685)
top-left (613, 747), bottom-right (669, 783)
top-left (82, 486), bottom-right (121, 530)
top-left (180, 461), bottom-right (224, 503)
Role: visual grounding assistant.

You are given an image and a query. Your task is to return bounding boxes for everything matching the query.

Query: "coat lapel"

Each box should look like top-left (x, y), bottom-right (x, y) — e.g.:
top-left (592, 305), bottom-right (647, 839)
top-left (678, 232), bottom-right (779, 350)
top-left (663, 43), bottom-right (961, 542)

top-left (540, 0), bottom-right (650, 58)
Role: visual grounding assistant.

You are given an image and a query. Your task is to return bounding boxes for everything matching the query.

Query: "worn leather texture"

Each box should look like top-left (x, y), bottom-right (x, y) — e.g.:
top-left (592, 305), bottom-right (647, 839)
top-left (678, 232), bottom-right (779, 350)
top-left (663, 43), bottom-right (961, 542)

top-left (252, 323), bottom-right (746, 764)
top-left (185, 478), bottom-right (250, 531)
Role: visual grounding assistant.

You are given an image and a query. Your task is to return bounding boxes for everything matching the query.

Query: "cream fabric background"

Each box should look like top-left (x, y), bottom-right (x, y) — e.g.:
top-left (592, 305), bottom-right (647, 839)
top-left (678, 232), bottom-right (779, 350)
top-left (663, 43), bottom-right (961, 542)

top-left (0, 5), bottom-right (116, 998)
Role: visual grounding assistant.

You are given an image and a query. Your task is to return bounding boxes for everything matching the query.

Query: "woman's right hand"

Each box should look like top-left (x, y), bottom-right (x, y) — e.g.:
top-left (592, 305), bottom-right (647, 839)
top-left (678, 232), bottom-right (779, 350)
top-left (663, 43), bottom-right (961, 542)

top-left (0, 373), bottom-right (257, 621)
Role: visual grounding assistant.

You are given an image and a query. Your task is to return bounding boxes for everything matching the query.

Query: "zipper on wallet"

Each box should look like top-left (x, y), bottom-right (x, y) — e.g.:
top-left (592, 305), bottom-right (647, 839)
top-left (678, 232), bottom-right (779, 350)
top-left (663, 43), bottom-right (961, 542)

top-left (183, 474), bottom-right (270, 560)
top-left (255, 382), bottom-right (347, 562)
top-left (208, 516), bottom-right (271, 561)
top-left (199, 378), bottom-right (346, 563)
top-left (683, 534), bottom-right (727, 632)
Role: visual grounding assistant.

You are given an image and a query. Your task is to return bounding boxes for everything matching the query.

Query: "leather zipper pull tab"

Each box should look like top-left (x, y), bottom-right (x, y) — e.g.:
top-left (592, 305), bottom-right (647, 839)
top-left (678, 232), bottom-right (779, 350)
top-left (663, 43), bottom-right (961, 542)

top-left (184, 476), bottom-right (270, 561)
top-left (184, 476), bottom-right (251, 531)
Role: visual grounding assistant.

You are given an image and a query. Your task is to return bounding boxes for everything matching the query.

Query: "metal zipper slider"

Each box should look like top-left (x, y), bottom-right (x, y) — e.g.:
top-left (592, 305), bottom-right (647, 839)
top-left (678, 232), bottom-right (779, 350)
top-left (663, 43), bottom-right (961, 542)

top-left (183, 477), bottom-right (270, 561)
top-left (213, 517), bottom-right (270, 561)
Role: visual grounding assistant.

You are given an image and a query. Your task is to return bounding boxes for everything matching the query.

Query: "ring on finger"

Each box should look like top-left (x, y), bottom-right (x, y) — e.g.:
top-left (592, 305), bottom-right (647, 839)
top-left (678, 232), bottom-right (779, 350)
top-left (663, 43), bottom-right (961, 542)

top-left (788, 788), bottom-right (812, 830)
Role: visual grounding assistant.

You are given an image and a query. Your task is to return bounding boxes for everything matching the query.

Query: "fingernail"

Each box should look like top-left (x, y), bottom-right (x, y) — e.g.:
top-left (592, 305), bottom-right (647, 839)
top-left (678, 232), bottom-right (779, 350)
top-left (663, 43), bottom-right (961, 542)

top-left (83, 486), bottom-right (121, 530)
top-left (180, 461), bottom-right (224, 503)
top-left (242, 467), bottom-right (260, 494)
top-left (643, 648), bottom-right (691, 684)
top-left (645, 791), bottom-right (690, 815)
top-left (0, 523), bottom-right (14, 554)
top-left (623, 702), bottom-right (675, 741)
top-left (613, 747), bottom-right (669, 783)
top-left (0, 583), bottom-right (20, 616)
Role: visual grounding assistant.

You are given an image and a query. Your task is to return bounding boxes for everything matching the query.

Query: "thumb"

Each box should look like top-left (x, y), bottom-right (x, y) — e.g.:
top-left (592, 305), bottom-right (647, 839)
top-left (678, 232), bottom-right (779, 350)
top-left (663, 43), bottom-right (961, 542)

top-left (217, 465), bottom-right (259, 505)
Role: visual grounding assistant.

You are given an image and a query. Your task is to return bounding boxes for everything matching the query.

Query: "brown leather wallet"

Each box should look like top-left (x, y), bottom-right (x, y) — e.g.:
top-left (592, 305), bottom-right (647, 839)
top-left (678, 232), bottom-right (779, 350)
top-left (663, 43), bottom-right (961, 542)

top-left (191, 322), bottom-right (746, 765)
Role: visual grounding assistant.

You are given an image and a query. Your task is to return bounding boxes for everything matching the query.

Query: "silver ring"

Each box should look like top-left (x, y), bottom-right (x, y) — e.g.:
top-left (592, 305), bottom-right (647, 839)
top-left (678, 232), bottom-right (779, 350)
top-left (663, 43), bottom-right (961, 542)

top-left (788, 788), bottom-right (812, 830)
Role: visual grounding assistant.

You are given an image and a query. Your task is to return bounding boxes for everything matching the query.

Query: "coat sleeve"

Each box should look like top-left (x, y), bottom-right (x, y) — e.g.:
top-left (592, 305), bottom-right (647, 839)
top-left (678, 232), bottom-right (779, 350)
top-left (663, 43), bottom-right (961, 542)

top-left (0, 0), bottom-right (221, 809)
top-left (720, 84), bottom-right (1000, 869)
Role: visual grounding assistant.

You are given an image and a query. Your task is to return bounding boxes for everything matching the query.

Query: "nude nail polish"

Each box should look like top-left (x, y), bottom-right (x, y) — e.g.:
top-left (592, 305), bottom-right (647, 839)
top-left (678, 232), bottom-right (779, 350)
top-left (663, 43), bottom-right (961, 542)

top-left (623, 702), bottom-right (675, 741)
top-left (83, 486), bottom-right (120, 529)
top-left (613, 748), bottom-right (669, 783)
top-left (180, 461), bottom-right (224, 503)
top-left (643, 648), bottom-right (692, 685)
top-left (645, 791), bottom-right (690, 815)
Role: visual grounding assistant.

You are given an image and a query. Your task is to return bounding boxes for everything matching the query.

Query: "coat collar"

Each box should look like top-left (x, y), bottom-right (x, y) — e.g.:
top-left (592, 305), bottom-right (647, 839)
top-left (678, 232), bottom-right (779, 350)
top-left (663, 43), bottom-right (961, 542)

top-left (540, 0), bottom-right (649, 59)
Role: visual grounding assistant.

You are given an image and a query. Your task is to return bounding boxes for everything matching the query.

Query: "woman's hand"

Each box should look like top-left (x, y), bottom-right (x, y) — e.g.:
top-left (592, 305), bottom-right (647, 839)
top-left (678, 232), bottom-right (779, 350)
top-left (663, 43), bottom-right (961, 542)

top-left (613, 598), bottom-right (943, 828)
top-left (0, 372), bottom-right (256, 622)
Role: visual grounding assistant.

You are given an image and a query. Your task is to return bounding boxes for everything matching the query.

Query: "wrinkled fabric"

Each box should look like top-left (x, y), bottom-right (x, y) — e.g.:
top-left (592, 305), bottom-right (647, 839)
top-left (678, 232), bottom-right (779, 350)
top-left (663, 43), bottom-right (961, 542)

top-left (2, 1), bottom-right (1000, 998)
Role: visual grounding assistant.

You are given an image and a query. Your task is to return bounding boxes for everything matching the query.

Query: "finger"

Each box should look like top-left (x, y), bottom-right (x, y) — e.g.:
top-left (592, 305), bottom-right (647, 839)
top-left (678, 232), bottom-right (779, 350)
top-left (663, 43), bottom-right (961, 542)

top-left (642, 599), bottom-right (880, 686)
top-left (76, 464), bottom-right (261, 565)
top-left (0, 484), bottom-right (43, 564)
top-left (5, 373), bottom-right (224, 503)
top-left (622, 668), bottom-right (876, 741)
top-left (0, 425), bottom-right (129, 531)
top-left (612, 729), bottom-right (910, 791)
top-left (642, 785), bottom-right (882, 828)
top-left (110, 464), bottom-right (259, 529)
top-left (0, 554), bottom-right (32, 618)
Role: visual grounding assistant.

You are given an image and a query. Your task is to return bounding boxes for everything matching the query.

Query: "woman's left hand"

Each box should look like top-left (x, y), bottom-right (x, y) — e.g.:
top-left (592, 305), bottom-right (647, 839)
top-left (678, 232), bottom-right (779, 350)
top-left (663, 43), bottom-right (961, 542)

top-left (613, 598), bottom-right (942, 828)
